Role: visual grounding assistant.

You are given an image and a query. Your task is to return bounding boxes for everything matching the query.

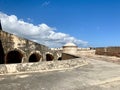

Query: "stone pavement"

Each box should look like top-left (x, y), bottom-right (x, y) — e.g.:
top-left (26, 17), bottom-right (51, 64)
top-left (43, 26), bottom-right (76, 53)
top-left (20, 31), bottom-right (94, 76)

top-left (1, 57), bottom-right (120, 90)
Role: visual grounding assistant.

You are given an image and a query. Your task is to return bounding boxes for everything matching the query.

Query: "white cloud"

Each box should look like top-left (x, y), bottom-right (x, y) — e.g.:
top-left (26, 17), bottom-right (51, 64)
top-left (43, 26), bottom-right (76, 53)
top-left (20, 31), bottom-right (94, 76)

top-left (0, 12), bottom-right (88, 47)
top-left (41, 1), bottom-right (50, 7)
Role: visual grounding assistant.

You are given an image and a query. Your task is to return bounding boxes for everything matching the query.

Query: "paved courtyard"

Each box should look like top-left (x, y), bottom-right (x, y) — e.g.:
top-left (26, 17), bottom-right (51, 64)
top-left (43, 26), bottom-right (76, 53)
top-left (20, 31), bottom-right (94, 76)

top-left (1, 57), bottom-right (120, 90)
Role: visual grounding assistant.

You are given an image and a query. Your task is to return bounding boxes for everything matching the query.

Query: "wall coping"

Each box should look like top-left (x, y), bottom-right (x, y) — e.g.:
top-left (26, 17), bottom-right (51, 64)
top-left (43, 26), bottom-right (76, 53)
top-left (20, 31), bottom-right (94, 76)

top-left (0, 58), bottom-right (88, 75)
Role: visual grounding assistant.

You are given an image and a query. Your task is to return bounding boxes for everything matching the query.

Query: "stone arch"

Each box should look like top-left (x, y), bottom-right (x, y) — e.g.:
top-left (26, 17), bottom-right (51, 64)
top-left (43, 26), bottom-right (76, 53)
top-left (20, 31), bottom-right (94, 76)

top-left (0, 40), bottom-right (4, 64)
top-left (29, 51), bottom-right (42, 62)
top-left (58, 57), bottom-right (62, 60)
top-left (56, 52), bottom-right (62, 61)
top-left (5, 49), bottom-right (24, 64)
top-left (46, 52), bottom-right (54, 61)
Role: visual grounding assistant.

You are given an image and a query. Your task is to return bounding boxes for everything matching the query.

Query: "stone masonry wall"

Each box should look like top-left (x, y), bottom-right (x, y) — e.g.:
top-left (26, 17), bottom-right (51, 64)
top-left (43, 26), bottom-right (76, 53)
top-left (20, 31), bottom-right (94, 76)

top-left (77, 50), bottom-right (95, 56)
top-left (95, 47), bottom-right (120, 57)
top-left (0, 30), bottom-right (52, 63)
top-left (0, 58), bottom-right (87, 74)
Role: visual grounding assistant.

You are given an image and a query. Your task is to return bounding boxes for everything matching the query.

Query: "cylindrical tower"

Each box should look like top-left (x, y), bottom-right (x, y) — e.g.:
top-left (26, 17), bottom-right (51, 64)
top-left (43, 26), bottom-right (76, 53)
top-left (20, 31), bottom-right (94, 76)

top-left (62, 43), bottom-right (78, 55)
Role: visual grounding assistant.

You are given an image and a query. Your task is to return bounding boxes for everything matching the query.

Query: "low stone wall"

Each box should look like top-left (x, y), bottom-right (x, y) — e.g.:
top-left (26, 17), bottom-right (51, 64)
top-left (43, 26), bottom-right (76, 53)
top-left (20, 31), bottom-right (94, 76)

top-left (95, 47), bottom-right (120, 57)
top-left (0, 58), bottom-right (87, 74)
top-left (77, 50), bottom-right (95, 56)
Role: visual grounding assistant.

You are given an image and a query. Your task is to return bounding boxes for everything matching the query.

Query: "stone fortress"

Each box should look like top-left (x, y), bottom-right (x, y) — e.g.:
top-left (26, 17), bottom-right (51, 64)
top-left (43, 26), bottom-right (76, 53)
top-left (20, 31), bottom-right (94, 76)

top-left (0, 20), bottom-right (95, 74)
top-left (0, 20), bottom-right (95, 65)
top-left (1, 20), bottom-right (120, 90)
top-left (1, 20), bottom-right (120, 74)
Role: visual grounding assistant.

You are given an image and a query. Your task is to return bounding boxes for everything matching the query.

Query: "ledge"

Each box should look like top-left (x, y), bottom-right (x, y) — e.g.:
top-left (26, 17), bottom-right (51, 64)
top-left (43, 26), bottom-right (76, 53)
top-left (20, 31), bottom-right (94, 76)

top-left (0, 58), bottom-right (88, 74)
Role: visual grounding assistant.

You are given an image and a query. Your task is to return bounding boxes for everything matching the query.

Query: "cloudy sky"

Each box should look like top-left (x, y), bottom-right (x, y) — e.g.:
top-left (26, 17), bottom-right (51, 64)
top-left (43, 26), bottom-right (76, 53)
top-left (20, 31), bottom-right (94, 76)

top-left (0, 0), bottom-right (120, 48)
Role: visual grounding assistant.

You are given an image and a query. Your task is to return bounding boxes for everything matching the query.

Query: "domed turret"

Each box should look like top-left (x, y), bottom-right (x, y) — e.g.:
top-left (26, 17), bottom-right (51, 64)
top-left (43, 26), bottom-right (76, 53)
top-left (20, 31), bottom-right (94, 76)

top-left (62, 42), bottom-right (78, 55)
top-left (63, 42), bottom-right (77, 47)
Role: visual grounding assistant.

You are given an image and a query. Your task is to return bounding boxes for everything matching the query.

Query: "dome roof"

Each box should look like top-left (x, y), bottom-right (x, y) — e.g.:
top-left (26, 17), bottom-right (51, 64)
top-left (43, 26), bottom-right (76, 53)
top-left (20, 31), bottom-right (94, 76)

top-left (63, 42), bottom-right (77, 47)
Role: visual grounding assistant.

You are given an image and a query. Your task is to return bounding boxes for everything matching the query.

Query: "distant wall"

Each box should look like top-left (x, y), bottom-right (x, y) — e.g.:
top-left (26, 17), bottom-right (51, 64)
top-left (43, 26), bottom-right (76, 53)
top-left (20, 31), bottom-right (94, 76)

top-left (95, 47), bottom-right (120, 57)
top-left (77, 50), bottom-right (95, 56)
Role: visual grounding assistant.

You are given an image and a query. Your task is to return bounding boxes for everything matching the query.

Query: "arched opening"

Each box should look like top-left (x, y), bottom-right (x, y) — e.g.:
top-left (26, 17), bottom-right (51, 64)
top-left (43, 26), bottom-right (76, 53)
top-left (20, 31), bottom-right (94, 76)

top-left (58, 57), bottom-right (62, 61)
top-left (46, 54), bottom-right (54, 61)
top-left (0, 40), bottom-right (4, 64)
top-left (5, 50), bottom-right (23, 64)
top-left (29, 53), bottom-right (41, 62)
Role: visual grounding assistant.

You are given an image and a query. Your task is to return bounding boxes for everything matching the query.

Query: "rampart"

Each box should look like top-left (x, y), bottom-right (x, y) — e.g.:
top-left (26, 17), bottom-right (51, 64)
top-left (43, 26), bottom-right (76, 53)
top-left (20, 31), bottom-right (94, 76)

top-left (77, 50), bottom-right (95, 56)
top-left (0, 30), bottom-right (60, 64)
top-left (95, 47), bottom-right (120, 57)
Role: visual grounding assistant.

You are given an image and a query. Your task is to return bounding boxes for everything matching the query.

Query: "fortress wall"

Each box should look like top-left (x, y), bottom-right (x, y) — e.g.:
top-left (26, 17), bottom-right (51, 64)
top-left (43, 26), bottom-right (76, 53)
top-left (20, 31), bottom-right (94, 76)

top-left (95, 47), bottom-right (120, 57)
top-left (95, 47), bottom-right (105, 55)
top-left (0, 30), bottom-right (51, 63)
top-left (77, 50), bottom-right (95, 56)
top-left (48, 50), bottom-right (62, 60)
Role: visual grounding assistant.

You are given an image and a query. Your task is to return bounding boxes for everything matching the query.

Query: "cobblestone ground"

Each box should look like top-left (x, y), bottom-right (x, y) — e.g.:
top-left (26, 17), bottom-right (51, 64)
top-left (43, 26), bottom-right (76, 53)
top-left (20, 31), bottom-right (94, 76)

top-left (1, 56), bottom-right (120, 90)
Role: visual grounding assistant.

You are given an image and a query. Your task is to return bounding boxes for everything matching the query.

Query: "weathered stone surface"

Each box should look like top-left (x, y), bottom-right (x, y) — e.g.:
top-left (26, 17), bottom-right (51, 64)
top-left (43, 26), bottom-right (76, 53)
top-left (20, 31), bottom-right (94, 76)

top-left (77, 50), bottom-right (95, 56)
top-left (0, 58), bottom-right (87, 74)
top-left (0, 65), bottom-right (7, 73)
top-left (0, 30), bottom-right (58, 63)
top-left (95, 47), bottom-right (120, 57)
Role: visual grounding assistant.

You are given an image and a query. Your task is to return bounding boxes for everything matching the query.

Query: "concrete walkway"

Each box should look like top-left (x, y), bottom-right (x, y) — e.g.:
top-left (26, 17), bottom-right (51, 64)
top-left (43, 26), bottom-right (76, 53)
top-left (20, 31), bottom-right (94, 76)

top-left (1, 58), bottom-right (120, 90)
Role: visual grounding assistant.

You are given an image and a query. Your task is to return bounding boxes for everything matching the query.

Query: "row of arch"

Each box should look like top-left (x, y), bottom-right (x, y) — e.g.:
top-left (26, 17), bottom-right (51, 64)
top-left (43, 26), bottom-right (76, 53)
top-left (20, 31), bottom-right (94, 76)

top-left (4, 49), bottom-right (61, 64)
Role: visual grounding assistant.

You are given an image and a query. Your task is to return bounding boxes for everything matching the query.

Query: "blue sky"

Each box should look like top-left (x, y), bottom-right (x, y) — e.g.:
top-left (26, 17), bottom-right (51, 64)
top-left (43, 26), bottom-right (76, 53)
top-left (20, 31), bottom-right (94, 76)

top-left (0, 0), bottom-right (120, 47)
